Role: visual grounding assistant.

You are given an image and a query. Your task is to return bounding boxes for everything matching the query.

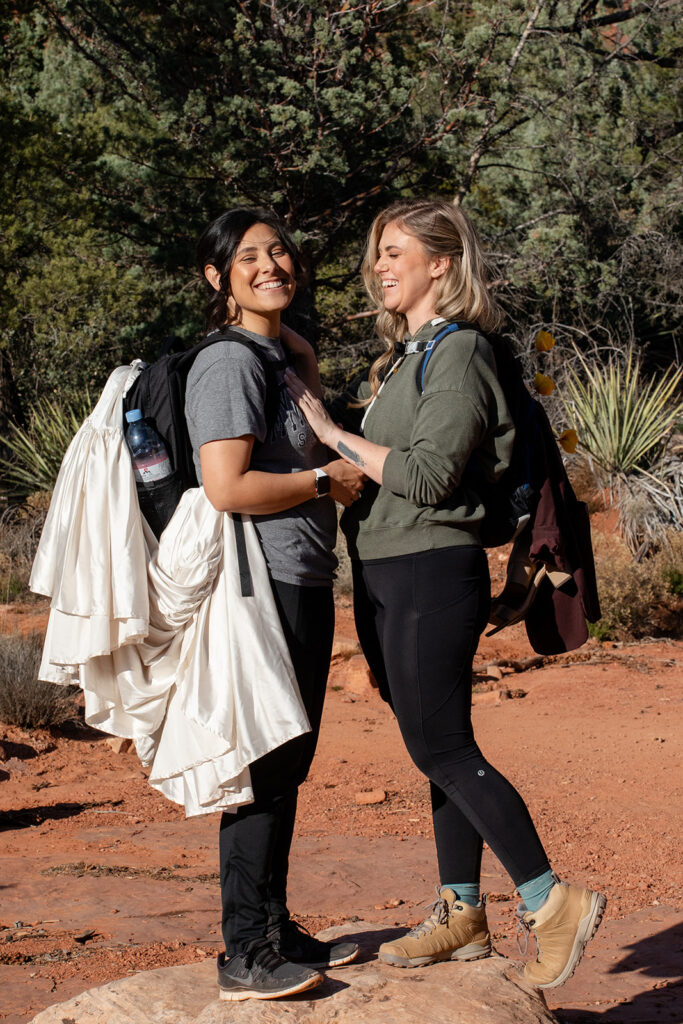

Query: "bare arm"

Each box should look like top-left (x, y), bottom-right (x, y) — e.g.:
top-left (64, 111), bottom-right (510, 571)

top-left (200, 435), bottom-right (365, 513)
top-left (285, 369), bottom-right (390, 486)
top-left (329, 431), bottom-right (389, 486)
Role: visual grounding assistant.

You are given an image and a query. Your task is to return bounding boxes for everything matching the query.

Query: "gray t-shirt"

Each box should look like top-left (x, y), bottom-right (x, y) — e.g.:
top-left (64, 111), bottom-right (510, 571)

top-left (185, 327), bottom-right (337, 586)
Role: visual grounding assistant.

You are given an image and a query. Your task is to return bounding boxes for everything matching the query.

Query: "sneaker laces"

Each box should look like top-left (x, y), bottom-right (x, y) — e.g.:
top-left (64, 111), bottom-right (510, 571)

top-left (270, 918), bottom-right (319, 954)
top-left (407, 888), bottom-right (450, 939)
top-left (280, 918), bottom-right (313, 943)
top-left (243, 936), bottom-right (287, 972)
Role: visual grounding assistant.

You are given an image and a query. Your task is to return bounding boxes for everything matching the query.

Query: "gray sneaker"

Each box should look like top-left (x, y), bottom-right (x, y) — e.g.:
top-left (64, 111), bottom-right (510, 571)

top-left (268, 918), bottom-right (359, 968)
top-left (217, 937), bottom-right (323, 1001)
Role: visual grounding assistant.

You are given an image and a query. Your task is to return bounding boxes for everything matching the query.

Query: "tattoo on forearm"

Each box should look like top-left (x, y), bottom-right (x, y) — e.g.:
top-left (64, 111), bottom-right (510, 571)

top-left (338, 440), bottom-right (366, 468)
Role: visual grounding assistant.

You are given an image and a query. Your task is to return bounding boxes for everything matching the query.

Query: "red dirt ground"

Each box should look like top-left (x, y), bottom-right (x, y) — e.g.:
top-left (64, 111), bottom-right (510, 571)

top-left (0, 546), bottom-right (681, 1023)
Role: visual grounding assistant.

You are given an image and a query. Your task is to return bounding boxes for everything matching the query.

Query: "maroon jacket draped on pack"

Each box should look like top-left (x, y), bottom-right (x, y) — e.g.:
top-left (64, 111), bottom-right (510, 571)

top-left (524, 405), bottom-right (601, 655)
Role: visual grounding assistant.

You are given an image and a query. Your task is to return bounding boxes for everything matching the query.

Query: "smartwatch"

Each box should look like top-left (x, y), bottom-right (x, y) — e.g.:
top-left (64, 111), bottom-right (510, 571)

top-left (313, 467), bottom-right (331, 498)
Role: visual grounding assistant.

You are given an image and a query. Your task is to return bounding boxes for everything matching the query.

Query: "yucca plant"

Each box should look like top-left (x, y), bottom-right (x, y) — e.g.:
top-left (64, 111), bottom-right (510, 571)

top-left (560, 347), bottom-right (683, 555)
top-left (0, 394), bottom-right (92, 498)
top-left (560, 347), bottom-right (683, 476)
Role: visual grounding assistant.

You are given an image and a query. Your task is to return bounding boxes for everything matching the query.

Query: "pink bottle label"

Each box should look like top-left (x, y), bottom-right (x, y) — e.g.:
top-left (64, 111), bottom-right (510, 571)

top-left (133, 454), bottom-right (172, 484)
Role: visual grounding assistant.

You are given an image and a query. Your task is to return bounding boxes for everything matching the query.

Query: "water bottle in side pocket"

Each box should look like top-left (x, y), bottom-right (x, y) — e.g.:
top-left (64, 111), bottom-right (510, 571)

top-left (125, 409), bottom-right (182, 538)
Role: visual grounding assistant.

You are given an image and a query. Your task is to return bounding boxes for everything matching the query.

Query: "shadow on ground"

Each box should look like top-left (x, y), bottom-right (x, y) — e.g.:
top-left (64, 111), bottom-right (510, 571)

top-left (0, 799), bottom-right (121, 831)
top-left (556, 922), bottom-right (683, 1023)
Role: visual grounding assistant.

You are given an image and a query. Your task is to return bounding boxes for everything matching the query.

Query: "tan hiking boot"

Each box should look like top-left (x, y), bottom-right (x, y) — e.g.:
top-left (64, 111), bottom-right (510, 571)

top-left (379, 888), bottom-right (491, 968)
top-left (518, 880), bottom-right (607, 989)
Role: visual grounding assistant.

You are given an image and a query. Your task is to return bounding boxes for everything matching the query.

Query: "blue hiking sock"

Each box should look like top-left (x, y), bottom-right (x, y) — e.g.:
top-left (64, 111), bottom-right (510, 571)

top-left (517, 870), bottom-right (556, 913)
top-left (441, 882), bottom-right (480, 908)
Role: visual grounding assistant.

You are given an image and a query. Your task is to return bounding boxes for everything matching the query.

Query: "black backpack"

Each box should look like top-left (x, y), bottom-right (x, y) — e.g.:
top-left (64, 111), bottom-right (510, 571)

top-left (122, 329), bottom-right (285, 590)
top-left (415, 322), bottom-right (556, 548)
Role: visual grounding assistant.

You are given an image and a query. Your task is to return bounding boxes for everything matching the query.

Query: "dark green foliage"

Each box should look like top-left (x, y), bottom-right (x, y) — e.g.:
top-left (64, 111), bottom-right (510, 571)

top-left (1, 0), bottom-right (681, 415)
top-left (665, 569), bottom-right (683, 597)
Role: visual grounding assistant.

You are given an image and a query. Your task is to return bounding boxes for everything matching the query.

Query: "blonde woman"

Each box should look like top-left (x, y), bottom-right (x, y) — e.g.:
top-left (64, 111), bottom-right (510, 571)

top-left (286, 198), bottom-right (605, 989)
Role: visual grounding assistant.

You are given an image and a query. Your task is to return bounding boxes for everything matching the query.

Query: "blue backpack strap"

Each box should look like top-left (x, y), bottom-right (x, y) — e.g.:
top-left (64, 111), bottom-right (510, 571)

top-left (417, 322), bottom-right (462, 394)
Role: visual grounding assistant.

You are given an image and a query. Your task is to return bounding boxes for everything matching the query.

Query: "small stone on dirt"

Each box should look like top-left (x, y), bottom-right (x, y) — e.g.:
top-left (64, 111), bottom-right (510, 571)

top-left (105, 737), bottom-right (134, 754)
top-left (355, 789), bottom-right (386, 805)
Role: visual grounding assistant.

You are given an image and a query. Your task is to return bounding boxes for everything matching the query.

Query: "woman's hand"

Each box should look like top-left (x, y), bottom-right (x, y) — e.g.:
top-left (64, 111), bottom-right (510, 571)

top-left (285, 368), bottom-right (338, 447)
top-left (324, 459), bottom-right (366, 507)
top-left (287, 367), bottom-right (391, 487)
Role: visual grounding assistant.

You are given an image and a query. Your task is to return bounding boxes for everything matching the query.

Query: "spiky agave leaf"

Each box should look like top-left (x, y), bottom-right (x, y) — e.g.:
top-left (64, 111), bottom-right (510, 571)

top-left (0, 394), bottom-right (91, 497)
top-left (560, 348), bottom-right (683, 477)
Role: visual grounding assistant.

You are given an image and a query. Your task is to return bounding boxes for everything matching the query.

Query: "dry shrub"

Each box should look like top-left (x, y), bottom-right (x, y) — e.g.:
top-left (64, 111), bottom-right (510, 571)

top-left (591, 530), bottom-right (683, 641)
top-left (565, 455), bottom-right (605, 512)
top-left (333, 525), bottom-right (354, 596)
top-left (0, 632), bottom-right (79, 729)
top-left (0, 495), bottom-right (49, 602)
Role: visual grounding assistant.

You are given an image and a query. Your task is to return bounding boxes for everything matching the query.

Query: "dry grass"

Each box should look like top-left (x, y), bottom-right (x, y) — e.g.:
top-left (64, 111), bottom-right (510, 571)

top-left (0, 632), bottom-right (79, 730)
top-left (333, 524), bottom-right (354, 596)
top-left (591, 529), bottom-right (683, 641)
top-left (565, 445), bottom-right (683, 558)
top-left (0, 495), bottom-right (49, 602)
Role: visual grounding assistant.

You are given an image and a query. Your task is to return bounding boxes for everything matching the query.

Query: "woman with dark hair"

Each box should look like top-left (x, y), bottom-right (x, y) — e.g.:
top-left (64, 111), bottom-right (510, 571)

top-left (287, 198), bottom-right (605, 991)
top-left (186, 208), bottom-right (363, 1001)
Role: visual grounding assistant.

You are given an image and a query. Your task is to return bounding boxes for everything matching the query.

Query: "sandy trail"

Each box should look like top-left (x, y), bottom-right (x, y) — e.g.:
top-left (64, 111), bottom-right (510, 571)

top-left (0, 594), bottom-right (681, 1023)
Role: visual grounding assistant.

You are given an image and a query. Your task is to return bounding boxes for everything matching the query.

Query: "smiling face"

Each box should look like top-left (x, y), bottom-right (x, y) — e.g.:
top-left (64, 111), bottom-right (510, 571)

top-left (374, 221), bottom-right (449, 335)
top-left (204, 221), bottom-right (296, 336)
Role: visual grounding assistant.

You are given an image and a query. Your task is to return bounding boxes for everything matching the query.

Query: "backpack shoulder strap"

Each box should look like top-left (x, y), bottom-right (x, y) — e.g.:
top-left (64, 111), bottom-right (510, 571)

top-left (187, 328), bottom-right (285, 422)
top-left (416, 321), bottom-right (481, 394)
top-left (198, 332), bottom-right (289, 597)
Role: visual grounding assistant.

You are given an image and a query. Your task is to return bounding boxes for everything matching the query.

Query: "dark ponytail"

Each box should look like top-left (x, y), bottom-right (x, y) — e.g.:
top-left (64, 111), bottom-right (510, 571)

top-left (196, 207), bottom-right (306, 333)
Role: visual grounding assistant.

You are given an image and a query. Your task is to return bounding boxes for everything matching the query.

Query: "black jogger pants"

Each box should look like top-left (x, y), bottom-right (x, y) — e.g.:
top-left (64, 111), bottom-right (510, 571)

top-left (219, 579), bottom-right (334, 955)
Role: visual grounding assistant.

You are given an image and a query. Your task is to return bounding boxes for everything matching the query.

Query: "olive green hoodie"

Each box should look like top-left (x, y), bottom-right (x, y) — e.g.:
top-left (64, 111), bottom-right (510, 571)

top-left (338, 319), bottom-right (515, 561)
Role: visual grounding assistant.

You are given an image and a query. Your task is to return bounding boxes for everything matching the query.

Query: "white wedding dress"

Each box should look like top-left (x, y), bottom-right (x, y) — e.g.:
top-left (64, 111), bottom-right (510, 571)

top-left (30, 364), bottom-right (310, 816)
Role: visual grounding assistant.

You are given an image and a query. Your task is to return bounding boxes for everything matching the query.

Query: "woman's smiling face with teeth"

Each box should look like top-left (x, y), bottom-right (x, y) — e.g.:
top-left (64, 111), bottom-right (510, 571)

top-left (374, 221), bottom-right (447, 334)
top-left (228, 221), bottom-right (296, 334)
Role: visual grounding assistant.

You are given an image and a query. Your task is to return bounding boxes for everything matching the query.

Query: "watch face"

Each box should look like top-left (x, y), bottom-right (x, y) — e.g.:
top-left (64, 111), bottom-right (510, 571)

top-left (316, 473), bottom-right (331, 496)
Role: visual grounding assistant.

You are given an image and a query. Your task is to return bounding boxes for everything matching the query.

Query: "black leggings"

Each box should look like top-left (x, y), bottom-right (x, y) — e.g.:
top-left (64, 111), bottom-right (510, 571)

top-left (219, 579), bottom-right (334, 954)
top-left (353, 546), bottom-right (550, 888)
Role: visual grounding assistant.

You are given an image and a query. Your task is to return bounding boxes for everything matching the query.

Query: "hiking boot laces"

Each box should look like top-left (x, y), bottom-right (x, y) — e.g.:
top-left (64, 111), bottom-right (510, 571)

top-left (516, 913), bottom-right (536, 957)
top-left (406, 888), bottom-right (450, 939)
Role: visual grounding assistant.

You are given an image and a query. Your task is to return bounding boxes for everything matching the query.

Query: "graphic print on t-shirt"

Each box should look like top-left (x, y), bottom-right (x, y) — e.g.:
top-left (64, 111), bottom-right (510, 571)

top-left (268, 368), bottom-right (315, 449)
top-left (184, 328), bottom-right (338, 585)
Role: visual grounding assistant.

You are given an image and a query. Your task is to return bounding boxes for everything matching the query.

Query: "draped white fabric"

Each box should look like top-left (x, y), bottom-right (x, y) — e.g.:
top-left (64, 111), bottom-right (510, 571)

top-left (30, 365), bottom-right (310, 816)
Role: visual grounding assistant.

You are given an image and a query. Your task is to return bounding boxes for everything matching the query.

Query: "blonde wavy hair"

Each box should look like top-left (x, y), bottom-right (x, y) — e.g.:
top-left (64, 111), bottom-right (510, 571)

top-left (361, 198), bottom-right (504, 399)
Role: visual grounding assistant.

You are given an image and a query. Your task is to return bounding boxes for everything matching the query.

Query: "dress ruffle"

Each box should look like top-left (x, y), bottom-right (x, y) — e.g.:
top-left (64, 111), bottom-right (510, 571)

top-left (31, 364), bottom-right (310, 816)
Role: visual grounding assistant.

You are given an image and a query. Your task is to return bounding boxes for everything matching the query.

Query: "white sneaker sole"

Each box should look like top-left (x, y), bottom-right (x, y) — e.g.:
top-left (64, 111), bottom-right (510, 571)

top-left (219, 971), bottom-right (323, 1001)
top-left (534, 891), bottom-right (607, 990)
top-left (380, 942), bottom-right (492, 969)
